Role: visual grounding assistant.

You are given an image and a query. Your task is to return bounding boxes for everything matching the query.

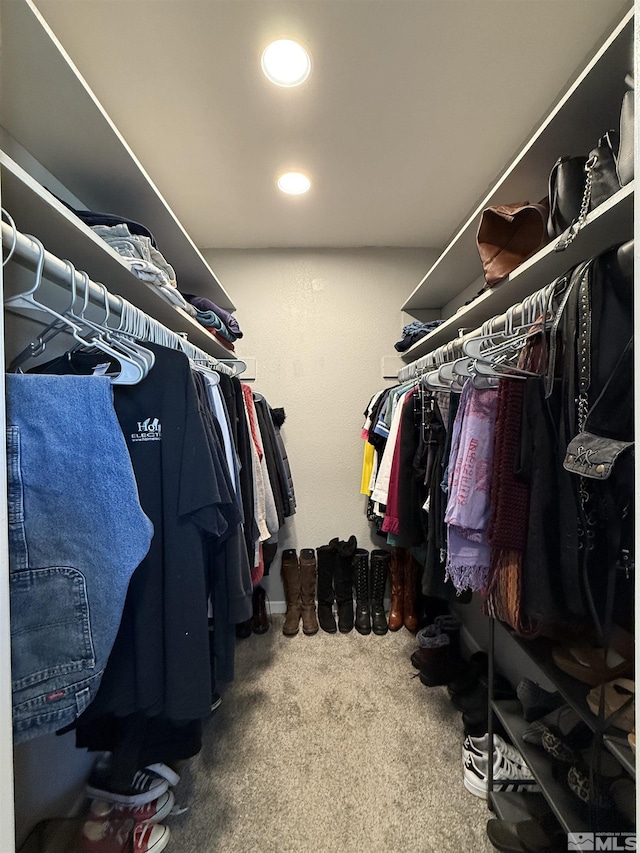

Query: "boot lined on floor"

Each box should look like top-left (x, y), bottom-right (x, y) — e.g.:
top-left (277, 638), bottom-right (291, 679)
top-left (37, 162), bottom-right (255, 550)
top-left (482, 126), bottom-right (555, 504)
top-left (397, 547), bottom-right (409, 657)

top-left (353, 549), bottom-right (371, 635)
top-left (412, 613), bottom-right (464, 686)
top-left (252, 586), bottom-right (269, 634)
top-left (316, 543), bottom-right (337, 633)
top-left (403, 552), bottom-right (419, 633)
top-left (281, 549), bottom-right (302, 636)
top-left (370, 550), bottom-right (389, 635)
top-left (235, 619), bottom-right (253, 640)
top-left (387, 548), bottom-right (404, 631)
top-left (335, 536), bottom-right (356, 633)
top-left (299, 548), bottom-right (319, 635)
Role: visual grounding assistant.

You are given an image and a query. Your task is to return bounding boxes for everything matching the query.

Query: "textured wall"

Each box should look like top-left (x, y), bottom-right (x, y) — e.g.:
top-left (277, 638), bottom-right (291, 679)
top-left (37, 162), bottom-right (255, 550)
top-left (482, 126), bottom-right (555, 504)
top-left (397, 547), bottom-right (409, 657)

top-left (203, 247), bottom-right (438, 608)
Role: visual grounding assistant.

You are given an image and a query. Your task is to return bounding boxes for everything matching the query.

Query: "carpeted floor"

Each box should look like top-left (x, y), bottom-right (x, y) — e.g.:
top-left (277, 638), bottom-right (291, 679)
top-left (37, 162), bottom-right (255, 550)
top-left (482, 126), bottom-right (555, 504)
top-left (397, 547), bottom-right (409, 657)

top-left (168, 616), bottom-right (495, 853)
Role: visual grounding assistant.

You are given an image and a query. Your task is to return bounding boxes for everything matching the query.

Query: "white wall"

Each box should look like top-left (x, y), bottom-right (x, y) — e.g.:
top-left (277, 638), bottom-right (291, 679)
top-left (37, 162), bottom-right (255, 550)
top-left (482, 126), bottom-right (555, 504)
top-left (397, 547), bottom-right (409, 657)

top-left (203, 247), bottom-right (438, 608)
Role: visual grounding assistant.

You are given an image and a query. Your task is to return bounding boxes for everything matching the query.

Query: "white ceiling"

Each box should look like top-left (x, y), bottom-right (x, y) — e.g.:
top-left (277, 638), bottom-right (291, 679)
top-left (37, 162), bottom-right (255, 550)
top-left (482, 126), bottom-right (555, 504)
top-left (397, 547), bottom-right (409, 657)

top-left (33, 0), bottom-right (630, 251)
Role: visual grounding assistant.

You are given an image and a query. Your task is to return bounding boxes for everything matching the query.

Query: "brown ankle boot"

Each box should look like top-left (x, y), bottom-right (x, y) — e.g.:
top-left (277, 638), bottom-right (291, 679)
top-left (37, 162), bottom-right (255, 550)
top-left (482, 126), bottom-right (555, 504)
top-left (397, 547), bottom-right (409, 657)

top-left (281, 549), bottom-right (301, 636)
top-left (299, 548), bottom-right (319, 635)
top-left (388, 548), bottom-right (404, 631)
top-left (403, 553), bottom-right (419, 633)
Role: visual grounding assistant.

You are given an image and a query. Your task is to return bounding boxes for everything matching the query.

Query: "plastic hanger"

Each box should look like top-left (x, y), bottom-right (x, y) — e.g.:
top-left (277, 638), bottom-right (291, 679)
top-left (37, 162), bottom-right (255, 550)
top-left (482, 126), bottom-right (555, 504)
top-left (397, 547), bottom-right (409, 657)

top-left (461, 302), bottom-right (546, 380)
top-left (5, 236), bottom-right (149, 386)
top-left (423, 367), bottom-right (452, 391)
top-left (2, 211), bottom-right (224, 382)
top-left (109, 296), bottom-right (156, 373)
top-left (5, 242), bottom-right (106, 372)
top-left (190, 357), bottom-right (221, 386)
top-left (471, 374), bottom-right (500, 389)
top-left (61, 270), bottom-right (150, 385)
top-left (8, 253), bottom-right (85, 371)
top-left (435, 342), bottom-right (465, 392)
top-left (218, 359), bottom-right (247, 377)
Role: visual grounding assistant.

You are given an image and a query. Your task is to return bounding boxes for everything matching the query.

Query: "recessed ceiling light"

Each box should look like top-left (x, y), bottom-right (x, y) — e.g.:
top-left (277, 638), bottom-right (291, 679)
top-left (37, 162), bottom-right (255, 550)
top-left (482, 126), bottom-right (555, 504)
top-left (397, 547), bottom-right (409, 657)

top-left (261, 39), bottom-right (312, 87)
top-left (277, 172), bottom-right (312, 195)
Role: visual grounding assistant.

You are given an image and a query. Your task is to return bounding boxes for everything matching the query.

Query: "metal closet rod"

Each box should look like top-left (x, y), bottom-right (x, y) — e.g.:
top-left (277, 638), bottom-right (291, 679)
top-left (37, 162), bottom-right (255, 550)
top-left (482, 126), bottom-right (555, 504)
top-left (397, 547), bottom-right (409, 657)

top-left (397, 280), bottom-right (556, 383)
top-left (1, 220), bottom-right (241, 377)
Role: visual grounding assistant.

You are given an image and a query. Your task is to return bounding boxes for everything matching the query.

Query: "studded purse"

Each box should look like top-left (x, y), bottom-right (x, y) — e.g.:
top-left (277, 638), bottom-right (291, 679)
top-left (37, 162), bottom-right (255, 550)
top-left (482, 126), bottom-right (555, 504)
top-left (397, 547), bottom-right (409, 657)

top-left (563, 433), bottom-right (633, 479)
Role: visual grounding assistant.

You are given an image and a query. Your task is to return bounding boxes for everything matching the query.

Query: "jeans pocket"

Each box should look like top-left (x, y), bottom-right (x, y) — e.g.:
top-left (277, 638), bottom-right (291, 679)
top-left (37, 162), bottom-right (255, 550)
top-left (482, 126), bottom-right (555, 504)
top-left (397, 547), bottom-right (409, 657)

top-left (10, 566), bottom-right (96, 691)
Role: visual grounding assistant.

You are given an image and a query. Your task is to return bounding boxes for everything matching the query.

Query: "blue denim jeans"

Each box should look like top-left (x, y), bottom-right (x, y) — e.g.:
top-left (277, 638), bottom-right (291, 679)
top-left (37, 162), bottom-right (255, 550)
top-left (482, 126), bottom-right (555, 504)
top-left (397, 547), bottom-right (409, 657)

top-left (5, 375), bottom-right (153, 743)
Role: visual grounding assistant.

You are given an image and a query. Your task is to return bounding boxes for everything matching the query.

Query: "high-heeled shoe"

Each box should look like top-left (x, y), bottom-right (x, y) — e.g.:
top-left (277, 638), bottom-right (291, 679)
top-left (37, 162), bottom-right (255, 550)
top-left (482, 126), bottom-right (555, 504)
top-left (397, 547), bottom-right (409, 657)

top-left (552, 626), bottom-right (634, 687)
top-left (586, 678), bottom-right (635, 732)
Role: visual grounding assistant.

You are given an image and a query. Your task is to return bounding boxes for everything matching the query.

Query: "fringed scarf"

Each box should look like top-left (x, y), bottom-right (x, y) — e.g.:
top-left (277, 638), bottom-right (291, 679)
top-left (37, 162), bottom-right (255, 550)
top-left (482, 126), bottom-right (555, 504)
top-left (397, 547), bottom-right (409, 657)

top-left (485, 331), bottom-right (546, 635)
top-left (445, 380), bottom-right (499, 593)
top-left (484, 376), bottom-right (529, 630)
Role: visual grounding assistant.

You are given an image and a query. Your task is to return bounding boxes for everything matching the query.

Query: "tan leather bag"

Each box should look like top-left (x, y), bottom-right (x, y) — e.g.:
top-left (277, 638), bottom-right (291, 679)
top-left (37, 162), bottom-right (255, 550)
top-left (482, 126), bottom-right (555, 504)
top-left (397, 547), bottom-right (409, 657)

top-left (476, 198), bottom-right (550, 287)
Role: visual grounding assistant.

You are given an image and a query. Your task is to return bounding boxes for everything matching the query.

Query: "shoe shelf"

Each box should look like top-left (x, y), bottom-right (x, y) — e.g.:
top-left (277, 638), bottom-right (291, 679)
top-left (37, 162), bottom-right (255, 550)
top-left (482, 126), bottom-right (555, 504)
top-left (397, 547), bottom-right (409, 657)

top-left (503, 625), bottom-right (635, 780)
top-left (601, 735), bottom-right (635, 781)
top-left (488, 790), bottom-right (550, 824)
top-left (491, 700), bottom-right (593, 835)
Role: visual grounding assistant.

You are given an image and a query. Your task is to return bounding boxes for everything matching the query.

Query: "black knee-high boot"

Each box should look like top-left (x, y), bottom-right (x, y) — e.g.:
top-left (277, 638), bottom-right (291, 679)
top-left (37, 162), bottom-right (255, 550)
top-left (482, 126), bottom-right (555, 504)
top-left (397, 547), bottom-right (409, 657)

top-left (353, 549), bottom-right (371, 635)
top-left (316, 543), bottom-right (337, 633)
top-left (370, 549), bottom-right (389, 635)
top-left (335, 536), bottom-right (357, 633)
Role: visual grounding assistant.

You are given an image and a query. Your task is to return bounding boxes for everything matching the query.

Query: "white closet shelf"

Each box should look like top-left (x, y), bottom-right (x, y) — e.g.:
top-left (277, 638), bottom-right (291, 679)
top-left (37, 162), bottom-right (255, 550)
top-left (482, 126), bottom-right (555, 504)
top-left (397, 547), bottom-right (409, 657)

top-left (0, 0), bottom-right (234, 312)
top-left (399, 182), bottom-right (634, 363)
top-left (1, 153), bottom-right (238, 362)
top-left (402, 8), bottom-right (633, 313)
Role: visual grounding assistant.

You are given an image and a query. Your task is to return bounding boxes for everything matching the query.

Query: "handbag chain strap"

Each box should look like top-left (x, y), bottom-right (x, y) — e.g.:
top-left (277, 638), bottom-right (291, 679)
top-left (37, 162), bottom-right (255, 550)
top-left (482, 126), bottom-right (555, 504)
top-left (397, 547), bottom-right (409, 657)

top-left (555, 155), bottom-right (596, 252)
top-left (575, 264), bottom-right (596, 550)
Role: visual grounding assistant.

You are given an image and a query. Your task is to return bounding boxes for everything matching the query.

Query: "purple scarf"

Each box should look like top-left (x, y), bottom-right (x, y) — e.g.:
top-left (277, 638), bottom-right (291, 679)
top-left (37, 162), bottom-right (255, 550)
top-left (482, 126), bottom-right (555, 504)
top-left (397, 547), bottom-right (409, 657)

top-left (445, 381), bottom-right (499, 593)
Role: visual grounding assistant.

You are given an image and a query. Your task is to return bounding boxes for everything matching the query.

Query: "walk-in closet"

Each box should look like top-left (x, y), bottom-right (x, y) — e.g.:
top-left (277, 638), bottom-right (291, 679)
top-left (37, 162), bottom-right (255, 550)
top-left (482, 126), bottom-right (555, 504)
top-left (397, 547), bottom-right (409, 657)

top-left (0, 1), bottom-right (637, 851)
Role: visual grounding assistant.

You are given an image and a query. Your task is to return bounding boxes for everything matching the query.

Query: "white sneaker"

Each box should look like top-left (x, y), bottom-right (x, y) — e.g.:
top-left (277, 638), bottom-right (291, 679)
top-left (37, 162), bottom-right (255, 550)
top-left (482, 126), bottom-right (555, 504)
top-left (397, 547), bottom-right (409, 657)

top-left (86, 768), bottom-right (169, 806)
top-left (89, 790), bottom-right (175, 824)
top-left (462, 733), bottom-right (529, 769)
top-left (463, 749), bottom-right (539, 799)
top-left (146, 762), bottom-right (181, 787)
top-left (81, 818), bottom-right (170, 853)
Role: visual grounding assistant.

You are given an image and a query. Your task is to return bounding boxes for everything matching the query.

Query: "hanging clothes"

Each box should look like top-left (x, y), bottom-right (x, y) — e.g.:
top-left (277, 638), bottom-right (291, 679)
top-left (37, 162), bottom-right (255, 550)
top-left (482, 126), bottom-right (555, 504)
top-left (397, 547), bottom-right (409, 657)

top-left (270, 406), bottom-right (296, 518)
top-left (27, 344), bottom-right (252, 783)
top-left (253, 394), bottom-right (287, 528)
top-left (6, 374), bottom-right (153, 744)
top-left (485, 329), bottom-right (545, 636)
top-left (444, 382), bottom-right (499, 594)
top-left (34, 344), bottom-right (245, 720)
top-left (218, 373), bottom-right (257, 563)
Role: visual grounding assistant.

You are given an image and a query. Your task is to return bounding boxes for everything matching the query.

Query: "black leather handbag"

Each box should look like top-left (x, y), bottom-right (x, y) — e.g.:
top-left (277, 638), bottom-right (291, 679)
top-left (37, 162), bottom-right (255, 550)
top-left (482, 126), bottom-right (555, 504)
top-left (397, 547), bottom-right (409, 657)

top-left (616, 86), bottom-right (634, 187)
top-left (547, 155), bottom-right (587, 238)
top-left (548, 131), bottom-right (622, 249)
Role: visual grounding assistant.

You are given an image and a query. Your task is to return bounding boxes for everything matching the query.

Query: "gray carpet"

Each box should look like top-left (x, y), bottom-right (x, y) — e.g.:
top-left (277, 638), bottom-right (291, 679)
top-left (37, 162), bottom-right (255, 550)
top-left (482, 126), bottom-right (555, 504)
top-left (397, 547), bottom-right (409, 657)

top-left (168, 616), bottom-right (494, 852)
